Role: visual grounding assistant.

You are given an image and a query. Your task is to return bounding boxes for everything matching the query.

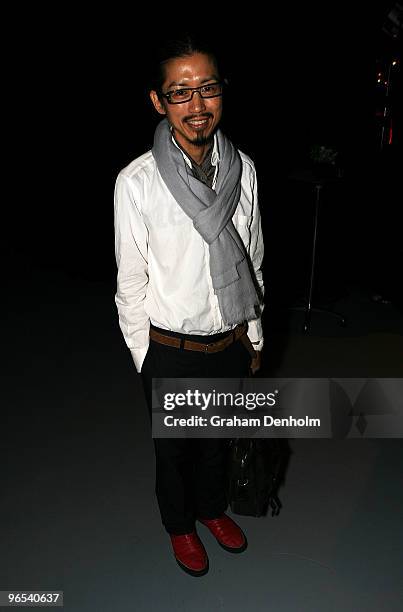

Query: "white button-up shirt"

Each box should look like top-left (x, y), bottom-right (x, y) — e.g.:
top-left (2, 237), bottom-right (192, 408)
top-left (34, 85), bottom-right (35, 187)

top-left (114, 133), bottom-right (264, 372)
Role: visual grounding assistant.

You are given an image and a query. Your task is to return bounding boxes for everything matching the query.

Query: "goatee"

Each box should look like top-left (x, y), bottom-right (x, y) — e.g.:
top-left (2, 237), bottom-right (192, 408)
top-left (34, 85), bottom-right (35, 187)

top-left (188, 132), bottom-right (214, 147)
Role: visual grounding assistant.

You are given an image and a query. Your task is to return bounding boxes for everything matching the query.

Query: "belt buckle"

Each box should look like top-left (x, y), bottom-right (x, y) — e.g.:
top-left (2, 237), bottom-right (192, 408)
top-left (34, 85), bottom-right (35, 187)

top-left (204, 343), bottom-right (212, 353)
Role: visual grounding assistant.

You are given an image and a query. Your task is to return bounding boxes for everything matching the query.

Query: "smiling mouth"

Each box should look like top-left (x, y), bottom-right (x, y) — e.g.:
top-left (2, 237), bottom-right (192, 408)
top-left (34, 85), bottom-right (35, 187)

top-left (186, 117), bottom-right (211, 129)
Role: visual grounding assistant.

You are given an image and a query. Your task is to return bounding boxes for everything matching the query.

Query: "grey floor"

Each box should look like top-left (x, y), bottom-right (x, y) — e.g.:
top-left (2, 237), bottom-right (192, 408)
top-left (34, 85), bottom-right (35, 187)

top-left (2, 266), bottom-right (403, 611)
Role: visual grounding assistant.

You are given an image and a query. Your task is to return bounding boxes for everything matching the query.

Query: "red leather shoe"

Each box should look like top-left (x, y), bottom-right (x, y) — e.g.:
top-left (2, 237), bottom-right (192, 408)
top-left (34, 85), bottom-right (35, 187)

top-left (198, 514), bottom-right (247, 553)
top-left (169, 532), bottom-right (209, 576)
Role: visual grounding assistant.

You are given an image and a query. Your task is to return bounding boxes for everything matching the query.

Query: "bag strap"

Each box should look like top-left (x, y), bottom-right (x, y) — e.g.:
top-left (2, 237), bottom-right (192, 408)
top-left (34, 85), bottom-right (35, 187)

top-left (239, 332), bottom-right (258, 360)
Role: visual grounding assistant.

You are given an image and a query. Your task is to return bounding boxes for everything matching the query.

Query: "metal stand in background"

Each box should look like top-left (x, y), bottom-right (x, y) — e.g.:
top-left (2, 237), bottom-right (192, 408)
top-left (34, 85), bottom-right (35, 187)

top-left (289, 180), bottom-right (346, 333)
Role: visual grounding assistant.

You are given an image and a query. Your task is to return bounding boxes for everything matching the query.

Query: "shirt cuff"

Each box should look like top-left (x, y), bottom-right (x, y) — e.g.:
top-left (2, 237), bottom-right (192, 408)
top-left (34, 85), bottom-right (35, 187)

top-left (130, 345), bottom-right (149, 373)
top-left (247, 318), bottom-right (264, 351)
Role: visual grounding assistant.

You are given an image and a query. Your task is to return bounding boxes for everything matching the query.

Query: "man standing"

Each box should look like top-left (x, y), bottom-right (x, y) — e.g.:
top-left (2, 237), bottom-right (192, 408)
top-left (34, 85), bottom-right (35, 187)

top-left (114, 34), bottom-right (264, 576)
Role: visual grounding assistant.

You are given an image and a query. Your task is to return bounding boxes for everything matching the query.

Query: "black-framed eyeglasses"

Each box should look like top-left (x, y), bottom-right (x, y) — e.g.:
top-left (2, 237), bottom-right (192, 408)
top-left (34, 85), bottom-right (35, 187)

top-left (160, 81), bottom-right (224, 104)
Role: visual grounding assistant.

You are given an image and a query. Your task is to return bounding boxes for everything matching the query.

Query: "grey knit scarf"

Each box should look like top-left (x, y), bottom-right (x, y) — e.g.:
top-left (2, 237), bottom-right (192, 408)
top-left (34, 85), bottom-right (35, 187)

top-left (152, 118), bottom-right (262, 326)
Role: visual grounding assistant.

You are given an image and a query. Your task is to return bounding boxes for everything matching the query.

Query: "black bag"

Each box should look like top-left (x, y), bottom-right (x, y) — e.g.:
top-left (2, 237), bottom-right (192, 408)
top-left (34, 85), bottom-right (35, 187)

top-left (226, 438), bottom-right (290, 517)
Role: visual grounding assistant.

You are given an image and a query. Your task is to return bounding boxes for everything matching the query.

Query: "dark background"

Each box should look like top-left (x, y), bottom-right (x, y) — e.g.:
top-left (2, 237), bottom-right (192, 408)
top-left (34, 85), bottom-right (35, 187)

top-left (5, 2), bottom-right (402, 307)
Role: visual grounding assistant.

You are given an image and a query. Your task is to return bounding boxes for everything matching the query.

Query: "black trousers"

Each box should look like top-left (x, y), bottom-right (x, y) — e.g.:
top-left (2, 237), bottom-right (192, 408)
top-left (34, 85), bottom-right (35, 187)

top-left (140, 325), bottom-right (251, 535)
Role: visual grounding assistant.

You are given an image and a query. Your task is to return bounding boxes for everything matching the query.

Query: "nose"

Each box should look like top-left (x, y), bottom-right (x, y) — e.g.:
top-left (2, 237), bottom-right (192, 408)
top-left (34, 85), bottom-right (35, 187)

top-left (188, 90), bottom-right (206, 113)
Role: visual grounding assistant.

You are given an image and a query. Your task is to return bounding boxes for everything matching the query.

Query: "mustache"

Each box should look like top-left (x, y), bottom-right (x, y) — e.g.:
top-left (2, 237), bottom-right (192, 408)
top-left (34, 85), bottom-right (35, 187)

top-left (184, 114), bottom-right (212, 121)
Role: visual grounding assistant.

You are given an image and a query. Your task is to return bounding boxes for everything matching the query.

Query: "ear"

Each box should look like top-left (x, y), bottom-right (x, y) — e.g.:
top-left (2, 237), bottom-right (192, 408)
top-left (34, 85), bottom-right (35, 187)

top-left (150, 90), bottom-right (166, 115)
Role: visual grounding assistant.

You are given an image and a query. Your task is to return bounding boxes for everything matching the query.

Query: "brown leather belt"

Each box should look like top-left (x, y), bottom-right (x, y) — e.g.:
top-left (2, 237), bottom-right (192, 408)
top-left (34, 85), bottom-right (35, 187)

top-left (149, 323), bottom-right (249, 354)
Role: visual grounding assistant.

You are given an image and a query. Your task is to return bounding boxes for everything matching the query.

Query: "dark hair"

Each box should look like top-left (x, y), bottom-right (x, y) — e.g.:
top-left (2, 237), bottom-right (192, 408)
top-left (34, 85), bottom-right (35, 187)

top-left (148, 31), bottom-right (226, 94)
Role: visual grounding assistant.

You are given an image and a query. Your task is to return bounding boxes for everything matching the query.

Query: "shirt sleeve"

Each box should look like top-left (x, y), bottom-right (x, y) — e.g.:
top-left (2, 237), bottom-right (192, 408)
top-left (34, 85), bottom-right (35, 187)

top-left (114, 172), bottom-right (150, 372)
top-left (247, 166), bottom-right (265, 351)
